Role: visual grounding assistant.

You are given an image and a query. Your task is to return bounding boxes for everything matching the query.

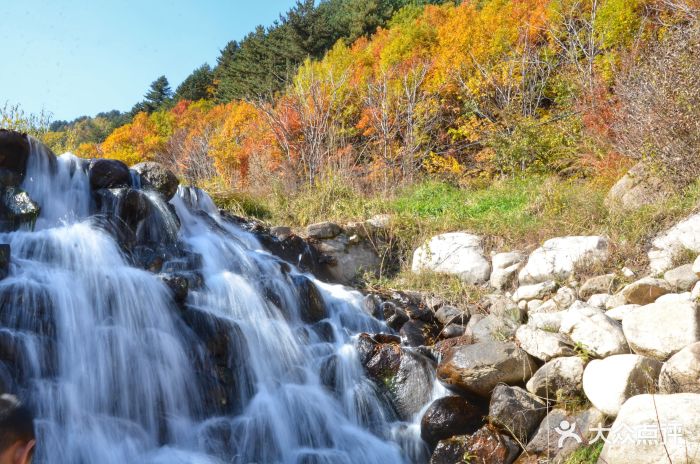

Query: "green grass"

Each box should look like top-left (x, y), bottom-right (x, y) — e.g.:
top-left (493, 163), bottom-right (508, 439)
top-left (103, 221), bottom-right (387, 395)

top-left (207, 173), bottom-right (700, 303)
top-left (563, 441), bottom-right (604, 464)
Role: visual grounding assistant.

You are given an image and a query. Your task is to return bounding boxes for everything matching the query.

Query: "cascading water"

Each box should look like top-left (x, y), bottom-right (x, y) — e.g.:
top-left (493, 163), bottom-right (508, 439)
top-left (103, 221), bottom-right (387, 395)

top-left (0, 140), bottom-right (435, 463)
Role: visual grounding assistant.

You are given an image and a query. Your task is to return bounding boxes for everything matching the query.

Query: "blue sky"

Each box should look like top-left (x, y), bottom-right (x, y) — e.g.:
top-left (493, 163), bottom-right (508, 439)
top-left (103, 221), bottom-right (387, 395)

top-left (0, 0), bottom-right (298, 121)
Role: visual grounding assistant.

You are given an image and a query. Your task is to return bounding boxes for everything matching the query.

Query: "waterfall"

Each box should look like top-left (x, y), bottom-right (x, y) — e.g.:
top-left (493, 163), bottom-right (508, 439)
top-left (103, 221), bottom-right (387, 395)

top-left (0, 142), bottom-right (429, 463)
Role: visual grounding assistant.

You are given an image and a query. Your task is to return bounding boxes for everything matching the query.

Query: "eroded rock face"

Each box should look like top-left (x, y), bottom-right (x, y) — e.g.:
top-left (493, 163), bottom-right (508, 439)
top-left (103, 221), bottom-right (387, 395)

top-left (518, 236), bottom-right (609, 284)
top-left (437, 341), bottom-right (538, 397)
top-left (659, 342), bottom-right (700, 393)
top-left (412, 233), bottom-right (491, 285)
top-left (420, 395), bottom-right (486, 446)
top-left (582, 354), bottom-right (662, 417)
top-left (132, 161), bottom-right (179, 200)
top-left (89, 159), bottom-right (131, 190)
top-left (599, 393), bottom-right (700, 463)
top-left (622, 301), bottom-right (700, 360)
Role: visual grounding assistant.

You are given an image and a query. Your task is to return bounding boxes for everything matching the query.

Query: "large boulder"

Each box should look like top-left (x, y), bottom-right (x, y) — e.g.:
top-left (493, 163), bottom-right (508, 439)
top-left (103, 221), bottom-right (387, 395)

top-left (420, 395), bottom-right (486, 446)
top-left (514, 407), bottom-right (605, 464)
top-left (659, 342), bottom-right (700, 393)
top-left (622, 301), bottom-right (700, 360)
top-left (89, 159), bottom-right (131, 190)
top-left (412, 233), bottom-right (491, 285)
top-left (430, 426), bottom-right (520, 464)
top-left (306, 221), bottom-right (342, 239)
top-left (599, 393), bottom-right (700, 463)
top-left (560, 302), bottom-right (629, 358)
top-left (0, 129), bottom-right (30, 183)
top-left (312, 233), bottom-right (380, 285)
top-left (131, 161), bottom-right (179, 200)
top-left (515, 325), bottom-right (575, 362)
top-left (488, 385), bottom-right (548, 444)
top-left (490, 252), bottom-right (525, 289)
top-left (437, 341), bottom-right (538, 397)
top-left (648, 213), bottom-right (700, 273)
top-left (582, 354), bottom-right (662, 417)
top-left (1, 187), bottom-right (40, 230)
top-left (619, 277), bottom-right (672, 305)
top-left (518, 236), bottom-right (609, 284)
top-left (605, 161), bottom-right (673, 211)
top-left (357, 334), bottom-right (434, 421)
top-left (526, 356), bottom-right (585, 400)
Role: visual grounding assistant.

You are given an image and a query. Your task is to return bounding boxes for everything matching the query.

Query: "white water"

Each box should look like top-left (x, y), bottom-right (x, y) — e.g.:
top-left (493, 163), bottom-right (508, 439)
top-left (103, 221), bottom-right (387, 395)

top-left (0, 143), bottom-right (429, 463)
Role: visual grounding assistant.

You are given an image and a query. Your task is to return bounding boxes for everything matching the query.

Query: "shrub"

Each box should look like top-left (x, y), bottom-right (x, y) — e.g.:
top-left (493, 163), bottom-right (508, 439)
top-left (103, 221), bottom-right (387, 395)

top-left (614, 23), bottom-right (700, 186)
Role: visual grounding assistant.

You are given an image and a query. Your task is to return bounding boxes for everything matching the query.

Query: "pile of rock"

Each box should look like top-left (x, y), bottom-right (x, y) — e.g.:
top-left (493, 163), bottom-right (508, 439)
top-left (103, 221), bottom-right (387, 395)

top-left (353, 227), bottom-right (700, 463)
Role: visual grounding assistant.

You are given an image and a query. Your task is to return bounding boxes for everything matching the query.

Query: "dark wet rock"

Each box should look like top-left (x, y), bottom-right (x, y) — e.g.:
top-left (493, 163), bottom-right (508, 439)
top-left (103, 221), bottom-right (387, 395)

top-left (319, 354), bottom-right (339, 393)
top-left (433, 334), bottom-right (474, 358)
top-left (400, 319), bottom-right (428, 347)
top-left (0, 281), bottom-right (56, 339)
top-left (94, 188), bottom-right (150, 232)
top-left (131, 161), bottom-right (179, 200)
top-left (290, 274), bottom-right (327, 323)
top-left (357, 334), bottom-right (435, 420)
top-left (180, 307), bottom-right (253, 415)
top-left (256, 230), bottom-right (327, 278)
top-left (362, 293), bottom-right (383, 319)
top-left (420, 395), bottom-right (486, 446)
top-left (406, 304), bottom-right (435, 323)
top-left (269, 226), bottom-right (293, 240)
top-left (430, 425), bottom-right (520, 464)
top-left (0, 130), bottom-right (29, 182)
top-left (434, 305), bottom-right (469, 326)
top-left (89, 159), bottom-right (131, 190)
top-left (382, 301), bottom-right (409, 331)
top-left (437, 341), bottom-right (538, 397)
top-left (440, 323), bottom-right (465, 339)
top-left (306, 221), bottom-right (342, 239)
top-left (488, 385), bottom-right (548, 444)
top-left (0, 169), bottom-right (21, 188)
top-left (0, 187), bottom-right (40, 231)
top-left (158, 273), bottom-right (189, 304)
top-left (0, 244), bottom-right (9, 280)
